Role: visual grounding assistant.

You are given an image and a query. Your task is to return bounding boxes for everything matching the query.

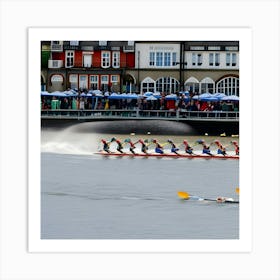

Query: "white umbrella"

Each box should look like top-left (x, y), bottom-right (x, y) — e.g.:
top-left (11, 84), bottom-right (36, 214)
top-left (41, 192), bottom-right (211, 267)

top-left (221, 95), bottom-right (240, 101)
top-left (165, 94), bottom-right (178, 100)
top-left (91, 89), bottom-right (103, 95)
top-left (146, 95), bottom-right (158, 101)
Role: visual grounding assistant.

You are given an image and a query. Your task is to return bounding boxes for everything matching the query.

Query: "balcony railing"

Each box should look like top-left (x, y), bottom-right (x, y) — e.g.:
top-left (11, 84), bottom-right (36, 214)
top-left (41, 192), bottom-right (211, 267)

top-left (48, 60), bottom-right (64, 68)
top-left (41, 109), bottom-right (239, 121)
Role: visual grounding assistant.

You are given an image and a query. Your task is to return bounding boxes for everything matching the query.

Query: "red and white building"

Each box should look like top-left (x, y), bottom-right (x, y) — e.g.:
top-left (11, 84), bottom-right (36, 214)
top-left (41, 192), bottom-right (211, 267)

top-left (42, 41), bottom-right (135, 92)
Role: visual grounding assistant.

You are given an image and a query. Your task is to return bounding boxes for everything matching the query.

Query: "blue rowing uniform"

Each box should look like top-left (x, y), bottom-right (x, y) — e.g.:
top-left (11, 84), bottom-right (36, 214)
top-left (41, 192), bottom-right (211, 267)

top-left (155, 147), bottom-right (164, 154)
top-left (171, 148), bottom-right (179, 153)
top-left (203, 148), bottom-right (211, 155)
top-left (217, 149), bottom-right (226, 155)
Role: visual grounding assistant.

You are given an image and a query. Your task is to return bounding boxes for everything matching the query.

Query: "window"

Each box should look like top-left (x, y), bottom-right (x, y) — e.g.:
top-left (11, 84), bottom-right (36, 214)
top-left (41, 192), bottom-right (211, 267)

top-left (156, 77), bottom-right (179, 94)
top-left (172, 53), bottom-right (177, 66)
top-left (185, 77), bottom-right (199, 94)
top-left (190, 46), bottom-right (204, 51)
top-left (65, 51), bottom-right (74, 68)
top-left (70, 41), bottom-right (79, 46)
top-left (112, 52), bottom-right (120, 68)
top-left (83, 54), bottom-right (92, 67)
top-left (192, 53), bottom-right (196, 66)
top-left (215, 53), bottom-right (220, 66)
top-left (164, 53), bottom-right (171, 66)
top-left (226, 53), bottom-right (237, 66)
top-left (208, 46), bottom-right (221, 51)
top-left (156, 52), bottom-right (163, 66)
top-left (69, 74), bottom-right (78, 89)
top-left (209, 53), bottom-right (214, 66)
top-left (201, 82), bottom-right (214, 93)
top-left (149, 52), bottom-right (155, 66)
top-left (149, 51), bottom-right (177, 67)
top-left (141, 77), bottom-right (156, 93)
top-left (232, 53), bottom-right (237, 66)
top-left (216, 76), bottom-right (239, 96)
top-left (200, 77), bottom-right (215, 93)
top-left (111, 75), bottom-right (119, 83)
top-left (101, 75), bottom-right (109, 91)
top-left (209, 53), bottom-right (220, 66)
top-left (99, 41), bottom-right (107, 46)
top-left (101, 51), bottom-right (110, 68)
top-left (226, 53), bottom-right (231, 66)
top-left (192, 53), bottom-right (202, 66)
top-left (90, 75), bottom-right (98, 90)
top-left (225, 46), bottom-right (238, 51)
top-left (79, 75), bottom-right (88, 90)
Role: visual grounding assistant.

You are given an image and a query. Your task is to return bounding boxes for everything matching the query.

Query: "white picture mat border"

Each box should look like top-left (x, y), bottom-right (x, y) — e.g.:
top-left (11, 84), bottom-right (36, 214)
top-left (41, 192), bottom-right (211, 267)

top-left (29, 27), bottom-right (251, 253)
top-left (1, 0), bottom-right (279, 279)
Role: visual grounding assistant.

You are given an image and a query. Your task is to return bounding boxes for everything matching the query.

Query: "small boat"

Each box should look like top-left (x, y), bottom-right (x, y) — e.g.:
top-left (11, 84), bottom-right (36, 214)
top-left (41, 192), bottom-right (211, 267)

top-left (177, 191), bottom-right (239, 204)
top-left (94, 151), bottom-right (239, 160)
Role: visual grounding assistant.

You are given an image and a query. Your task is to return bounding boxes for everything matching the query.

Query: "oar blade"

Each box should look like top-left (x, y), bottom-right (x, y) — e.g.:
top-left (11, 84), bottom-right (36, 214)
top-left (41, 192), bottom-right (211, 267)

top-left (177, 191), bottom-right (190, 200)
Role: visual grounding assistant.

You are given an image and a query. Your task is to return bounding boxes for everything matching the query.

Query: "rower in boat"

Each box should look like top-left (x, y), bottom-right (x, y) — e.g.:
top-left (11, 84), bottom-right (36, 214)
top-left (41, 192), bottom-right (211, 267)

top-left (135, 139), bottom-right (149, 154)
top-left (167, 139), bottom-right (180, 155)
top-left (124, 138), bottom-right (137, 155)
top-left (152, 139), bottom-right (164, 154)
top-left (101, 139), bottom-right (111, 153)
top-left (196, 139), bottom-right (214, 156)
top-left (216, 197), bottom-right (234, 203)
top-left (230, 140), bottom-right (239, 155)
top-left (182, 140), bottom-right (194, 155)
top-left (111, 137), bottom-right (124, 153)
top-left (212, 140), bottom-right (227, 156)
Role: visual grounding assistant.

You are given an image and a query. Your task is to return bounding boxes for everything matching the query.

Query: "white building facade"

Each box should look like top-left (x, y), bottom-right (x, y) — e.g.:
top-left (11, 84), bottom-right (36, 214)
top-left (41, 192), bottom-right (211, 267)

top-left (130, 41), bottom-right (239, 95)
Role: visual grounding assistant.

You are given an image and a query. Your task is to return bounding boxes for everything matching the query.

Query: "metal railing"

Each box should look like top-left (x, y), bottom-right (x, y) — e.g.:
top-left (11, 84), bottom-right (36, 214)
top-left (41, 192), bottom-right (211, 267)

top-left (41, 109), bottom-right (239, 121)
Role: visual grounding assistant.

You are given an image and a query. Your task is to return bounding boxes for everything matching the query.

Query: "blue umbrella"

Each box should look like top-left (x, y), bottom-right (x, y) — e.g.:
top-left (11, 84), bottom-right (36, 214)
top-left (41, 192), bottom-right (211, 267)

top-left (126, 93), bottom-right (139, 99)
top-left (108, 93), bottom-right (122, 99)
top-left (200, 96), bottom-right (219, 102)
top-left (213, 92), bottom-right (226, 99)
top-left (143, 92), bottom-right (154, 97)
top-left (146, 95), bottom-right (158, 101)
top-left (221, 95), bottom-right (240, 101)
top-left (41, 91), bottom-right (51, 96)
top-left (50, 91), bottom-right (67, 97)
top-left (165, 94), bottom-right (178, 100)
top-left (198, 93), bottom-right (213, 99)
top-left (192, 95), bottom-right (199, 100)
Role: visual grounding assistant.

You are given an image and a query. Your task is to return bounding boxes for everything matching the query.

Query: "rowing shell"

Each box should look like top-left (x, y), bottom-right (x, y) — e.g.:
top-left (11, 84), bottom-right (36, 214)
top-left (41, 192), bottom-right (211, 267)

top-left (95, 151), bottom-right (239, 160)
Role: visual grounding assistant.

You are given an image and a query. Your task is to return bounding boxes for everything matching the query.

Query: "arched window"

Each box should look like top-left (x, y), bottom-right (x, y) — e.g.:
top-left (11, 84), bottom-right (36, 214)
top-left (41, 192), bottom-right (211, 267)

top-left (123, 74), bottom-right (136, 93)
top-left (185, 77), bottom-right (199, 94)
top-left (156, 77), bottom-right (179, 94)
top-left (216, 76), bottom-right (239, 96)
top-left (141, 77), bottom-right (156, 93)
top-left (200, 77), bottom-right (215, 93)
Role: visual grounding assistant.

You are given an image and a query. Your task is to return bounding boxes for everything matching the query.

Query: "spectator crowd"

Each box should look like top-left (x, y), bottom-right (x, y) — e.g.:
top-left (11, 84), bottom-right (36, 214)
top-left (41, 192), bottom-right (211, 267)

top-left (41, 89), bottom-right (239, 112)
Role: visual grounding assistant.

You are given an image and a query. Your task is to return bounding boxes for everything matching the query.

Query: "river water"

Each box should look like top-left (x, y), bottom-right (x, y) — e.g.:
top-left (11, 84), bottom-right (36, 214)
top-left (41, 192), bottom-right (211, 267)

top-left (41, 120), bottom-right (239, 239)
